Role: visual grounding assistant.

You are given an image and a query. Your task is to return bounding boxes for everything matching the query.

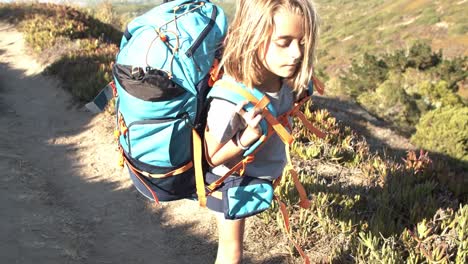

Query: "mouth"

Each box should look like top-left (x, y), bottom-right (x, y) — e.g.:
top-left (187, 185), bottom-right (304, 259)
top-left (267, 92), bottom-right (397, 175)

top-left (284, 64), bottom-right (298, 69)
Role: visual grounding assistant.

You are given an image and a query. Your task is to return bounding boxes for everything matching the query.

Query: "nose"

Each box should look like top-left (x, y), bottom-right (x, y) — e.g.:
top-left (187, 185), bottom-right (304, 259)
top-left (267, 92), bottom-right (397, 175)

top-left (289, 40), bottom-right (302, 62)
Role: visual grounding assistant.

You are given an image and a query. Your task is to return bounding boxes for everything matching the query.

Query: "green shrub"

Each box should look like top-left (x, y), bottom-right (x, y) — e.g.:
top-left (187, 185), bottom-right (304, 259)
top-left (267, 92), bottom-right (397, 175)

top-left (412, 106), bottom-right (468, 162)
top-left (340, 43), bottom-right (466, 136)
top-left (355, 205), bottom-right (468, 263)
top-left (418, 80), bottom-right (464, 109)
top-left (430, 56), bottom-right (468, 91)
top-left (357, 72), bottom-right (420, 134)
top-left (383, 49), bottom-right (408, 73)
top-left (340, 53), bottom-right (389, 98)
top-left (406, 41), bottom-right (442, 70)
top-left (401, 68), bottom-right (431, 95)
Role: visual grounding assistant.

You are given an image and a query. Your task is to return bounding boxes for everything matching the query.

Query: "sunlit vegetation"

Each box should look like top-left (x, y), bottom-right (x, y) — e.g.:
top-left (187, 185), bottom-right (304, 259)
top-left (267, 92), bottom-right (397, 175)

top-left (259, 105), bottom-right (467, 262)
top-left (0, 1), bottom-right (466, 263)
top-left (0, 2), bottom-right (121, 100)
top-left (315, 0), bottom-right (468, 73)
top-left (336, 42), bottom-right (467, 170)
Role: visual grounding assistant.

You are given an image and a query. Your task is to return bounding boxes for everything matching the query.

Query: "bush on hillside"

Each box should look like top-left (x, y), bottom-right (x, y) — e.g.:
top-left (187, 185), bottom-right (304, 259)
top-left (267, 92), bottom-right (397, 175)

top-left (1, 3), bottom-right (121, 52)
top-left (383, 49), bottom-right (407, 73)
top-left (0, 3), bottom-right (122, 101)
top-left (381, 42), bottom-right (443, 73)
top-left (430, 56), bottom-right (468, 91)
top-left (340, 53), bottom-right (389, 98)
top-left (22, 15), bottom-right (85, 52)
top-left (45, 40), bottom-right (118, 101)
top-left (340, 42), bottom-right (466, 137)
top-left (357, 72), bottom-right (465, 136)
top-left (418, 80), bottom-right (464, 109)
top-left (406, 41), bottom-right (442, 70)
top-left (357, 72), bottom-right (420, 134)
top-left (340, 42), bottom-right (444, 100)
top-left (411, 106), bottom-right (468, 163)
top-left (401, 68), bottom-right (431, 95)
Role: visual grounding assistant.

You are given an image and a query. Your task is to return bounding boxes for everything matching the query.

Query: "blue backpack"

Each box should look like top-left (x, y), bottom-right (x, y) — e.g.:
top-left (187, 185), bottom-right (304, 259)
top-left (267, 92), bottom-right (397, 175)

top-left (87, 1), bottom-right (325, 260)
top-left (87, 0), bottom-right (325, 210)
top-left (94, 0), bottom-right (228, 203)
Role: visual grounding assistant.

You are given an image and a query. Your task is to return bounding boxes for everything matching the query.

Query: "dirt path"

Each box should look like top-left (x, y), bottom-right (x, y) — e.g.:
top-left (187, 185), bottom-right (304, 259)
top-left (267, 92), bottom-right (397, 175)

top-left (0, 22), bottom-right (234, 264)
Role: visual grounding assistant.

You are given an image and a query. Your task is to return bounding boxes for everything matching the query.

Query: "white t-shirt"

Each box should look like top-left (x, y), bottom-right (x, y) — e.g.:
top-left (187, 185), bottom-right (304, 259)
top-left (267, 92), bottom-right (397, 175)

top-left (206, 83), bottom-right (294, 180)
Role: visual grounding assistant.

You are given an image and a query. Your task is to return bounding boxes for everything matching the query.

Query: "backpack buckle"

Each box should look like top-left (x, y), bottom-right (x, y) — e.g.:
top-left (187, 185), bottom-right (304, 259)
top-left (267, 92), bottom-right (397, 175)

top-left (131, 66), bottom-right (145, 80)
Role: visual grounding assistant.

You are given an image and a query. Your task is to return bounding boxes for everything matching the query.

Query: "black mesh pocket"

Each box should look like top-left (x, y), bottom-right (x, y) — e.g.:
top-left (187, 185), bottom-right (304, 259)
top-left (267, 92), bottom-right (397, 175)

top-left (113, 64), bottom-right (186, 101)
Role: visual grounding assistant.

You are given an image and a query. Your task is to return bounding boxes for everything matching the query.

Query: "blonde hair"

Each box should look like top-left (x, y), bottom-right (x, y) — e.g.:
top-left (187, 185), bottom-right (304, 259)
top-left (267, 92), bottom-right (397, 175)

top-left (220, 0), bottom-right (320, 93)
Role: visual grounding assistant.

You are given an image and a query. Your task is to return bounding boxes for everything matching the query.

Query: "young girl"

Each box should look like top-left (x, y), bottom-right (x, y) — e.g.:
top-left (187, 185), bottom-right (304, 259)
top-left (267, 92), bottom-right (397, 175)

top-left (205, 0), bottom-right (320, 263)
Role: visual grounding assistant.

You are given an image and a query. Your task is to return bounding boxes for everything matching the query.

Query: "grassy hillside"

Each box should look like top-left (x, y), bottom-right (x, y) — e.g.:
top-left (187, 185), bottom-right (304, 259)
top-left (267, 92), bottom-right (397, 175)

top-left (315, 0), bottom-right (467, 172)
top-left (103, 0), bottom-right (468, 76)
top-left (0, 2), bottom-right (466, 263)
top-left (316, 0), bottom-right (468, 74)
top-left (0, 2), bottom-right (121, 100)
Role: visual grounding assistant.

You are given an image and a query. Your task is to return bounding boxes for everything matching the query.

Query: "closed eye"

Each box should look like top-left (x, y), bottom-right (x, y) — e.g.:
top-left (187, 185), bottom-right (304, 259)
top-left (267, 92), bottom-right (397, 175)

top-left (275, 39), bottom-right (291, 48)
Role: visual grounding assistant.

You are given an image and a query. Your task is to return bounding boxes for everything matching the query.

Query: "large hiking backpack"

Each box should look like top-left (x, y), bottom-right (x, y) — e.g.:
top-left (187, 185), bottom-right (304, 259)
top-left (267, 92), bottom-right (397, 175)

top-left (86, 1), bottom-right (325, 260)
top-left (86, 0), bottom-right (325, 207)
top-left (110, 0), bottom-right (228, 202)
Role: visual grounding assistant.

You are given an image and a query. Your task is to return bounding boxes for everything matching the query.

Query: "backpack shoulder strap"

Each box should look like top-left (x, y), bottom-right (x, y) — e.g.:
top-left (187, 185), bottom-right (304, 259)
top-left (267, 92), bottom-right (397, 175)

top-left (280, 76), bottom-right (327, 139)
top-left (209, 78), bottom-right (294, 155)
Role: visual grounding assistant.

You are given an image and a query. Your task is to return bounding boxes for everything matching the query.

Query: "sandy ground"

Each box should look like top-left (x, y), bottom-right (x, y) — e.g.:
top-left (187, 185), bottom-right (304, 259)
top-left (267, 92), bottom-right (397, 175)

top-left (0, 22), bottom-right (283, 264)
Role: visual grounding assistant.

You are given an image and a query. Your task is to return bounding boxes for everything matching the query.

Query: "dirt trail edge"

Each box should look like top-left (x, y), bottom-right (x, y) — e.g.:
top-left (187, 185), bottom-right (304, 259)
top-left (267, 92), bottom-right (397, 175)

top-left (0, 22), bottom-right (242, 264)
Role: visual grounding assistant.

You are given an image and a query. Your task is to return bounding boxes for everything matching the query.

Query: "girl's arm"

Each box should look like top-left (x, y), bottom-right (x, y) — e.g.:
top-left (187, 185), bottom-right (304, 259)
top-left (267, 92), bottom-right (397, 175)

top-left (206, 101), bottom-right (263, 166)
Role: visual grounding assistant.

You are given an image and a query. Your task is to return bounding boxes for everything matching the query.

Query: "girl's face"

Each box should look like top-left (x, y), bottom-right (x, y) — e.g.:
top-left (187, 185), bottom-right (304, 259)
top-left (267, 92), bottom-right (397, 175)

top-left (261, 10), bottom-right (305, 80)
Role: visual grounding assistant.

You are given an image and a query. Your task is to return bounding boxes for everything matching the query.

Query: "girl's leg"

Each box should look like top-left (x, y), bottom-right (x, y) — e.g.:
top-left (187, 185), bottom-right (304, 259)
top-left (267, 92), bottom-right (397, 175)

top-left (214, 213), bottom-right (246, 264)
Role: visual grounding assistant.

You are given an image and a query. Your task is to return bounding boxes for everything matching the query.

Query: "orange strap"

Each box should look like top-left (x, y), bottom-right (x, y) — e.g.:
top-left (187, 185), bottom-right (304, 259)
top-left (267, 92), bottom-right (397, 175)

top-left (110, 81), bottom-right (117, 97)
top-left (272, 175), bottom-right (283, 189)
top-left (284, 144), bottom-right (312, 209)
top-left (293, 110), bottom-right (326, 139)
top-left (192, 129), bottom-right (207, 207)
top-left (215, 80), bottom-right (294, 145)
top-left (206, 155), bottom-right (255, 193)
top-left (262, 109), bottom-right (294, 145)
top-left (117, 113), bottom-right (128, 136)
top-left (255, 95), bottom-right (270, 110)
top-left (124, 156), bottom-right (193, 179)
top-left (126, 162), bottom-right (160, 204)
top-left (208, 58), bottom-right (223, 87)
top-left (289, 169), bottom-right (311, 209)
top-left (276, 197), bottom-right (311, 264)
top-left (312, 76), bottom-right (324, 95)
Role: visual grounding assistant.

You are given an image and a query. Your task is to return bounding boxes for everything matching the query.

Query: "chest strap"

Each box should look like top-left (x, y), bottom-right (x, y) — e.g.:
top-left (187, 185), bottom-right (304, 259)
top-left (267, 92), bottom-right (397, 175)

top-left (213, 79), bottom-right (294, 145)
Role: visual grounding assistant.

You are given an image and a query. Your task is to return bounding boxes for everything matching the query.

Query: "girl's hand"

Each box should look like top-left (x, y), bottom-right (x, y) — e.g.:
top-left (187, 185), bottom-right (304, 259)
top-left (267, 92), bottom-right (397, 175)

top-left (235, 101), bottom-right (263, 147)
top-left (204, 100), bottom-right (263, 166)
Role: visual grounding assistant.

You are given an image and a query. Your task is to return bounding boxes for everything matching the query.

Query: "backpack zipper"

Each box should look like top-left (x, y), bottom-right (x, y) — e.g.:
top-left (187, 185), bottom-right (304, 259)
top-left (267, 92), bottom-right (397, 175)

top-left (185, 5), bottom-right (217, 58)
